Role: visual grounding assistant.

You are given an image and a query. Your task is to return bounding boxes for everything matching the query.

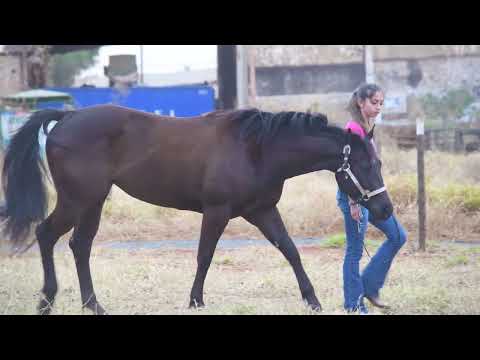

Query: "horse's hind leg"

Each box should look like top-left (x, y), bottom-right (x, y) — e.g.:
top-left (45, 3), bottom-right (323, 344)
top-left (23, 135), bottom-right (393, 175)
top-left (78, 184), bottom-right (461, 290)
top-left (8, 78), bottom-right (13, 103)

top-left (36, 201), bottom-right (75, 315)
top-left (244, 206), bottom-right (321, 311)
top-left (189, 204), bottom-right (231, 308)
top-left (69, 201), bottom-right (107, 315)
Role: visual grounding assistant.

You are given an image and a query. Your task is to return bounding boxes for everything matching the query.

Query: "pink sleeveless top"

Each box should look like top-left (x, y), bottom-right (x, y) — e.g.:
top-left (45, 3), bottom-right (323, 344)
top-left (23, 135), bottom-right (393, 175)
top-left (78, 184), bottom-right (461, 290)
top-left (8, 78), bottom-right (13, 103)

top-left (345, 120), bottom-right (378, 154)
top-left (345, 121), bottom-right (366, 139)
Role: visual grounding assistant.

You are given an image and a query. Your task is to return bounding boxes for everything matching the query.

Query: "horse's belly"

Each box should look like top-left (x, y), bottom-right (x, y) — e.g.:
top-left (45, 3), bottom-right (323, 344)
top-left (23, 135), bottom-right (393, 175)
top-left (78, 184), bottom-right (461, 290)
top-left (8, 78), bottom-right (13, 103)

top-left (114, 177), bottom-right (203, 212)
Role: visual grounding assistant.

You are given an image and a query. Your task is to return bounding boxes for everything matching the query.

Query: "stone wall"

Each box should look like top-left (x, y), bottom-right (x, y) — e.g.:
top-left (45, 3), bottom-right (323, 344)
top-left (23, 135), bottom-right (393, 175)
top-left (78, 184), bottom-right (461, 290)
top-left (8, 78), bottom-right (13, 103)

top-left (373, 45), bottom-right (480, 61)
top-left (255, 63), bottom-right (365, 96)
top-left (254, 92), bottom-right (352, 126)
top-left (251, 45), bottom-right (480, 123)
top-left (375, 56), bottom-right (480, 96)
top-left (0, 55), bottom-right (23, 98)
top-left (254, 45), bottom-right (364, 66)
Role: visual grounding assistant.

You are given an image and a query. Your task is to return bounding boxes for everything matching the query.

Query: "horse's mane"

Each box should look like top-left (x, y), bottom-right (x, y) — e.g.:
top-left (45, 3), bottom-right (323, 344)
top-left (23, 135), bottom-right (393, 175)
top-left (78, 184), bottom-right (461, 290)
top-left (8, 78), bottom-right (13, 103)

top-left (230, 108), bottom-right (346, 145)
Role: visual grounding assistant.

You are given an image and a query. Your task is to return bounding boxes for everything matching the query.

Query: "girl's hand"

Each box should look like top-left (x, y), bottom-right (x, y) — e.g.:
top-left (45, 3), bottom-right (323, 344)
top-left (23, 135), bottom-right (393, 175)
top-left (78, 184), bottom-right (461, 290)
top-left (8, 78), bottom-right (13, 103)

top-left (350, 203), bottom-right (362, 222)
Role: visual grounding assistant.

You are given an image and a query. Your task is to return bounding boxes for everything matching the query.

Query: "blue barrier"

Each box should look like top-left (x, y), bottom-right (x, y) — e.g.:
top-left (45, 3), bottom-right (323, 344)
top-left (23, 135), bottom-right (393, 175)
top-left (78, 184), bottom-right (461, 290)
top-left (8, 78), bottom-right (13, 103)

top-left (46, 85), bottom-right (215, 117)
top-left (1, 85), bottom-right (216, 151)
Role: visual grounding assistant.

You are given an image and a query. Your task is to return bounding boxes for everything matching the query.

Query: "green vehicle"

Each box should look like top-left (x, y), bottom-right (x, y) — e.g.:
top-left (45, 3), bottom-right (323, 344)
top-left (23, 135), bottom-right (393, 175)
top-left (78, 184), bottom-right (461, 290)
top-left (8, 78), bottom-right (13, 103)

top-left (0, 89), bottom-right (74, 149)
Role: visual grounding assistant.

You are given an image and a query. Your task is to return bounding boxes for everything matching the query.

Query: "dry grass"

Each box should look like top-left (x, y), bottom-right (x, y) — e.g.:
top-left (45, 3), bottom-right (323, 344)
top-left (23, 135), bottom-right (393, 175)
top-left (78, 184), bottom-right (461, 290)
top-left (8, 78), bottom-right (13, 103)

top-left (0, 146), bottom-right (479, 315)
top-left (1, 241), bottom-right (479, 315)
top-left (1, 145), bottom-right (478, 245)
top-left (88, 146), bottom-right (479, 244)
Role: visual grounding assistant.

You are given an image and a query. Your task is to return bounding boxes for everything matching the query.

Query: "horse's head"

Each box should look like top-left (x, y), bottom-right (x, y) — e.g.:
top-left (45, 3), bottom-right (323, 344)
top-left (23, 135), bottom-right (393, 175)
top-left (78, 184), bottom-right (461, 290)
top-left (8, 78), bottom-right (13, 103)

top-left (334, 127), bottom-right (393, 221)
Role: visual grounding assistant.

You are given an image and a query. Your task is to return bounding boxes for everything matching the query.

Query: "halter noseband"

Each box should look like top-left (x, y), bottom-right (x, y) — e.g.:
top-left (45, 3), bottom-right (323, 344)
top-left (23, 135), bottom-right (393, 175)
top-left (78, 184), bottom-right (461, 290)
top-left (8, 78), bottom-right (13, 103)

top-left (336, 143), bottom-right (386, 204)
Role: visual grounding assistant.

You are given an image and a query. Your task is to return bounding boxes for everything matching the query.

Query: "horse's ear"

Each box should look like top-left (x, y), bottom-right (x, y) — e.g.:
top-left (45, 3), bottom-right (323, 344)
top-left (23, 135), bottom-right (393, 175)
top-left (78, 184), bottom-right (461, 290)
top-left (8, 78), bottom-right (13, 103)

top-left (367, 125), bottom-right (375, 140)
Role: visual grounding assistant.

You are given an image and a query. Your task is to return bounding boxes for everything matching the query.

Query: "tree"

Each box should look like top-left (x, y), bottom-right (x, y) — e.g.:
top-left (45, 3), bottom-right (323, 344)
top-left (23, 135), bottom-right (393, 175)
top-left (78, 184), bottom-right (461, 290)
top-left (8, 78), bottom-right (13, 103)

top-left (420, 89), bottom-right (475, 129)
top-left (49, 49), bottom-right (99, 87)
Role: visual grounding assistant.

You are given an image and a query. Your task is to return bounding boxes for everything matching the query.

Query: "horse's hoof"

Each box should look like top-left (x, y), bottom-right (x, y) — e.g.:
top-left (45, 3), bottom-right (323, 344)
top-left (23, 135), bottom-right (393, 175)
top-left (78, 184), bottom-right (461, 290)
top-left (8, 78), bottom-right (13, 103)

top-left (37, 298), bottom-right (54, 315)
top-left (189, 299), bottom-right (205, 309)
top-left (84, 302), bottom-right (108, 315)
top-left (304, 296), bottom-right (322, 312)
top-left (38, 305), bottom-right (52, 315)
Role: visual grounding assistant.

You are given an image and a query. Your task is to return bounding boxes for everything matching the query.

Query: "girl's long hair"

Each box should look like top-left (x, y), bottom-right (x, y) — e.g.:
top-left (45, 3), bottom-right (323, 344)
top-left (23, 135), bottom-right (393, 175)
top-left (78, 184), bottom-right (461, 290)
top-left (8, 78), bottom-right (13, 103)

top-left (346, 83), bottom-right (383, 133)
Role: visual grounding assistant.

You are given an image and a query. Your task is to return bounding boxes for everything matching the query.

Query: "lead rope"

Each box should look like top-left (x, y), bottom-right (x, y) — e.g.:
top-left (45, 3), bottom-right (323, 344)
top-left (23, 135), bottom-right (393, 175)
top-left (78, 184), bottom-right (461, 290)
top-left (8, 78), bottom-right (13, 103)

top-left (356, 211), bottom-right (372, 260)
top-left (364, 241), bottom-right (372, 259)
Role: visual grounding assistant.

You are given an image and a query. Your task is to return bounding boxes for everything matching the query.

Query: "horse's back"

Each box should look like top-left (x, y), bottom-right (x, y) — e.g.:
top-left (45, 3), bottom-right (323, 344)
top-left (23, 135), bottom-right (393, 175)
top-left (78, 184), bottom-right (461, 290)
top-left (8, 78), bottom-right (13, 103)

top-left (45, 105), bottom-right (269, 214)
top-left (47, 104), bottom-right (219, 150)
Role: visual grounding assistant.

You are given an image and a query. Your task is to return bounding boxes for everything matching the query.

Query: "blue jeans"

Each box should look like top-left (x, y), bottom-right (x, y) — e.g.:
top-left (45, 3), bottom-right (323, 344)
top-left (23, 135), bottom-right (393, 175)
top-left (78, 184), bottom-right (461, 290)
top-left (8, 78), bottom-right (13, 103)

top-left (336, 190), bottom-right (407, 312)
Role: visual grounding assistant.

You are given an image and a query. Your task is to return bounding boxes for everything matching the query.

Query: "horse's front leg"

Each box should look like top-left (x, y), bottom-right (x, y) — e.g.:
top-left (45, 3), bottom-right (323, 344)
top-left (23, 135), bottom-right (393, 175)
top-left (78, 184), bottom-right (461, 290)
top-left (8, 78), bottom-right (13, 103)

top-left (189, 204), bottom-right (231, 308)
top-left (244, 206), bottom-right (322, 311)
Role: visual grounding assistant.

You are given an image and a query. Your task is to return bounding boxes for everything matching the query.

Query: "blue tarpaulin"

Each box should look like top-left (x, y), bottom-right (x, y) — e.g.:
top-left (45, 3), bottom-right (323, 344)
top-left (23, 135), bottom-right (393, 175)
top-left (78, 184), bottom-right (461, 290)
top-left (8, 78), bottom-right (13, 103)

top-left (46, 86), bottom-right (215, 117)
top-left (1, 85), bottom-right (215, 151)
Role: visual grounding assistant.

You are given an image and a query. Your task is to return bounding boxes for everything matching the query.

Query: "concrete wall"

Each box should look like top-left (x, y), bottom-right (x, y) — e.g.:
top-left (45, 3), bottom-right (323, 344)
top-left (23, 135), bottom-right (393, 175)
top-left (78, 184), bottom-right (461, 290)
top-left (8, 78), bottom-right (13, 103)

top-left (255, 63), bottom-right (365, 96)
top-left (251, 45), bottom-right (480, 124)
top-left (254, 92), bottom-right (352, 126)
top-left (0, 55), bottom-right (23, 98)
top-left (375, 55), bottom-right (480, 96)
top-left (373, 45), bottom-right (480, 61)
top-left (251, 46), bottom-right (362, 122)
top-left (254, 45), bottom-right (480, 66)
top-left (254, 45), bottom-right (364, 66)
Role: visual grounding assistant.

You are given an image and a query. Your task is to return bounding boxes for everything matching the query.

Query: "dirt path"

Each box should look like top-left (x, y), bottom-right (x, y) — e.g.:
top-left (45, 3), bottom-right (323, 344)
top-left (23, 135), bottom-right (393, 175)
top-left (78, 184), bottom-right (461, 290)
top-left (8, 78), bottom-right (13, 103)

top-left (2, 237), bottom-right (478, 256)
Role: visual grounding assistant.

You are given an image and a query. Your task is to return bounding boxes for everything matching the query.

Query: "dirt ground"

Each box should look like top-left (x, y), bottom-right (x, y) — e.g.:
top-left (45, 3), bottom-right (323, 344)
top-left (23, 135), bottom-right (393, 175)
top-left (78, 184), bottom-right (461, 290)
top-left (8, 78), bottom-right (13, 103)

top-left (1, 239), bottom-right (479, 315)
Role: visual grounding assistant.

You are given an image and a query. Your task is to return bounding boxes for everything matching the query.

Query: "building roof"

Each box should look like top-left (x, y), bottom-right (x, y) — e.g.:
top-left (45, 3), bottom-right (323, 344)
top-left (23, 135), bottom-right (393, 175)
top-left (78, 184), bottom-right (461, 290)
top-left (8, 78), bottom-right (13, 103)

top-left (74, 68), bottom-right (217, 88)
top-left (144, 69), bottom-right (217, 87)
top-left (2, 89), bottom-right (73, 102)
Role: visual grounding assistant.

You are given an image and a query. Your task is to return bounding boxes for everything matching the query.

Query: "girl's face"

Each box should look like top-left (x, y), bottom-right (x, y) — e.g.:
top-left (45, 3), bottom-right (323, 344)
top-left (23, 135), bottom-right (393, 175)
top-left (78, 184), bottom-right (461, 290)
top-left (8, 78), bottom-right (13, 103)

top-left (358, 91), bottom-right (384, 120)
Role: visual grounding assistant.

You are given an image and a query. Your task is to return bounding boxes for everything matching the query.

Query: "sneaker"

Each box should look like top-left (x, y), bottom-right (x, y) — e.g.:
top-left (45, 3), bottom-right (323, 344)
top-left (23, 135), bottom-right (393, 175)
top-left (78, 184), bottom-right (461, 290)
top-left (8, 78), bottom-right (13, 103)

top-left (345, 305), bottom-right (369, 315)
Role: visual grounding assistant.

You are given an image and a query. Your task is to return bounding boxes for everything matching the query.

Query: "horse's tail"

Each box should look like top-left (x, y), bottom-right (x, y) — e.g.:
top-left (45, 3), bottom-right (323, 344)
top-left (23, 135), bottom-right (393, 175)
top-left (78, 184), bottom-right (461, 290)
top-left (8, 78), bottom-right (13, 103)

top-left (1, 109), bottom-right (68, 248)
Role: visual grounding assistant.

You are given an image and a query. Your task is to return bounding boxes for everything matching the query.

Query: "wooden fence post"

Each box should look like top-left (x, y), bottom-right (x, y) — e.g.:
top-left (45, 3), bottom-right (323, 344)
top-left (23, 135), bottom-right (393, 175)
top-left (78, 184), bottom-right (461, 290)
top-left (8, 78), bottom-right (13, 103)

top-left (417, 117), bottom-right (426, 251)
top-left (408, 93), bottom-right (427, 251)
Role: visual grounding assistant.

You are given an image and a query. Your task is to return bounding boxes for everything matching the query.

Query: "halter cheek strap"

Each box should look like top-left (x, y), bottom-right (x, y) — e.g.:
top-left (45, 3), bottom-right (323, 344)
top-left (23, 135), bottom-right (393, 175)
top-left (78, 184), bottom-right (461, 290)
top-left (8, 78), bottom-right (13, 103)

top-left (336, 144), bottom-right (386, 204)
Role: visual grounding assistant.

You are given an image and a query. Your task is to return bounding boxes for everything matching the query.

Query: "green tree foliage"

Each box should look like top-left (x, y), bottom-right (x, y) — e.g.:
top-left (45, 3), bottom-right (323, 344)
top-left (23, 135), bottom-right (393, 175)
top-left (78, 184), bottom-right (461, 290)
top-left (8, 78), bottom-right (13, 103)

top-left (420, 89), bottom-right (475, 129)
top-left (50, 49), bottom-right (99, 87)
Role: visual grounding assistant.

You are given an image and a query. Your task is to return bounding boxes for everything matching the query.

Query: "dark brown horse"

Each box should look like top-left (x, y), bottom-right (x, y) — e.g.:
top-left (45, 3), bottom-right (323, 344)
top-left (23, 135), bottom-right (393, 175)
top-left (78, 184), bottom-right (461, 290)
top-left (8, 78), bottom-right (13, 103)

top-left (1, 105), bottom-right (392, 314)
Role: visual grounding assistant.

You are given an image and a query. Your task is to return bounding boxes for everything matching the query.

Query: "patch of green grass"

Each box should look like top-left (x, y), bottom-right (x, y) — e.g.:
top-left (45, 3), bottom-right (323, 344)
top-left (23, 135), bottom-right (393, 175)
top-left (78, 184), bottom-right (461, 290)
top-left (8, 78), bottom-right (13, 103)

top-left (431, 184), bottom-right (480, 212)
top-left (322, 233), bottom-right (346, 248)
top-left (445, 254), bottom-right (469, 268)
top-left (214, 257), bottom-right (234, 266)
top-left (414, 290), bottom-right (452, 314)
top-left (386, 174), bottom-right (419, 206)
top-left (260, 277), bottom-right (276, 289)
top-left (231, 304), bottom-right (257, 315)
top-left (386, 174), bottom-right (480, 212)
top-left (321, 233), bottom-right (380, 249)
top-left (466, 247), bottom-right (480, 255)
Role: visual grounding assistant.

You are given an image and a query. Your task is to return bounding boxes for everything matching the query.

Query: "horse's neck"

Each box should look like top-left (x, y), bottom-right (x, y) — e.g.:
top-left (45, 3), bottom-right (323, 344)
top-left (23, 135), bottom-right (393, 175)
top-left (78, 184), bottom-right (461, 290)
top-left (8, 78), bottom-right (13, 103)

top-left (265, 134), bottom-right (343, 181)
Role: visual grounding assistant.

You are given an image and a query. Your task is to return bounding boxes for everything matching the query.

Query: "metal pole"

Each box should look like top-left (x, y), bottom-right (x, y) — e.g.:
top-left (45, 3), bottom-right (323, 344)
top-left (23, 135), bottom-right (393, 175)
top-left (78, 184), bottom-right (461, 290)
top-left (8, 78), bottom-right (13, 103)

top-left (217, 45), bottom-right (237, 110)
top-left (139, 45), bottom-right (144, 85)
top-left (236, 45), bottom-right (249, 109)
top-left (364, 45), bottom-right (382, 154)
top-left (20, 49), bottom-right (27, 90)
top-left (248, 46), bottom-right (257, 107)
top-left (364, 45), bottom-right (375, 84)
